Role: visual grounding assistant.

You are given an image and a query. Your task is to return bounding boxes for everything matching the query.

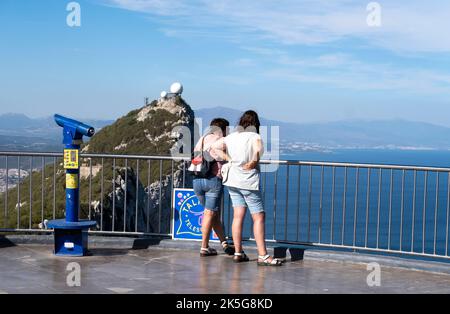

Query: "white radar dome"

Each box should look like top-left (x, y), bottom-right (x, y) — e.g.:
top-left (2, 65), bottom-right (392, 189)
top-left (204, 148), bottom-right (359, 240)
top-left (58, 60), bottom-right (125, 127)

top-left (160, 91), bottom-right (168, 98)
top-left (170, 82), bottom-right (183, 95)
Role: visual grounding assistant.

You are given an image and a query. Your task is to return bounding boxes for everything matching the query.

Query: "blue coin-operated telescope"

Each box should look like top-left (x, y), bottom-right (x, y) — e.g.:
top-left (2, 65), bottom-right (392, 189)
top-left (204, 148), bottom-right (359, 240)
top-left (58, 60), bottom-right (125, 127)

top-left (47, 114), bottom-right (97, 256)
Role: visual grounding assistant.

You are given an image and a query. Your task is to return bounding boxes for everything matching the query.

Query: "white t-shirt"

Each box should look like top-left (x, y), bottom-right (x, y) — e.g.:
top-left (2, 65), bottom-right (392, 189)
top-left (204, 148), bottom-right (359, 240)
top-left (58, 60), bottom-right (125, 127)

top-left (223, 131), bottom-right (264, 191)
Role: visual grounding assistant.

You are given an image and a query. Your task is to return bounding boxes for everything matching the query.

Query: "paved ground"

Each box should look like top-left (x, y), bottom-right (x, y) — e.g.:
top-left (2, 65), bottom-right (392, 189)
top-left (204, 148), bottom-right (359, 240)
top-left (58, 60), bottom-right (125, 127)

top-left (1, 236), bottom-right (450, 294)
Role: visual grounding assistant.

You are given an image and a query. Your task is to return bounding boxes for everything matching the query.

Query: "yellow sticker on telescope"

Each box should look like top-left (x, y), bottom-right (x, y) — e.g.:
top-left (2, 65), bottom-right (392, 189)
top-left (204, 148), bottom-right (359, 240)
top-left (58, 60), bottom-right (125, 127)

top-left (64, 149), bottom-right (79, 169)
top-left (66, 174), bottom-right (78, 189)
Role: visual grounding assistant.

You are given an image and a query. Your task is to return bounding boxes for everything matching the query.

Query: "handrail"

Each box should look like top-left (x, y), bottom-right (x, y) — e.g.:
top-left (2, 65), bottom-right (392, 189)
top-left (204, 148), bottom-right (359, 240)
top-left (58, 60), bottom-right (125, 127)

top-left (1, 151), bottom-right (450, 172)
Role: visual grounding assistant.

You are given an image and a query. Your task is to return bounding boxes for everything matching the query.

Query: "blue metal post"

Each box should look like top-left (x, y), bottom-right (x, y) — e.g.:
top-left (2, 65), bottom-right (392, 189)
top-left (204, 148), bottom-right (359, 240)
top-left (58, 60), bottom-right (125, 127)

top-left (47, 114), bottom-right (96, 257)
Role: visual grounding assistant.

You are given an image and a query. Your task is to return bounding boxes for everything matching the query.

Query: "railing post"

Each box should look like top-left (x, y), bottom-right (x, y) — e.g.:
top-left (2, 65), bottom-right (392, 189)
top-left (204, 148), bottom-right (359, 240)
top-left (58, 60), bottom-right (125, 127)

top-left (4, 156), bottom-right (8, 228)
top-left (159, 159), bottom-right (162, 234)
top-left (307, 165), bottom-right (312, 243)
top-left (411, 170), bottom-right (417, 252)
top-left (296, 165), bottom-right (301, 242)
top-left (88, 158), bottom-right (92, 220)
top-left (285, 165), bottom-right (290, 241)
top-left (353, 167), bottom-right (359, 247)
top-left (342, 166), bottom-right (348, 245)
top-left (17, 156), bottom-right (21, 229)
top-left (273, 166), bottom-right (278, 240)
top-left (29, 157), bottom-right (32, 230)
top-left (169, 159), bottom-right (174, 236)
top-left (136, 159), bottom-right (140, 233)
top-left (319, 165), bottom-right (324, 244)
top-left (146, 159), bottom-right (151, 233)
top-left (376, 168), bottom-right (382, 249)
top-left (400, 169), bottom-right (405, 251)
top-left (365, 168), bottom-right (371, 248)
top-left (112, 158), bottom-right (116, 232)
top-left (446, 172), bottom-right (450, 257)
top-left (124, 158), bottom-right (128, 232)
top-left (41, 157), bottom-right (44, 226)
top-left (53, 157), bottom-right (56, 220)
top-left (434, 172), bottom-right (439, 255)
top-left (330, 166), bottom-right (335, 244)
top-left (101, 158), bottom-right (104, 231)
top-left (423, 171), bottom-right (428, 254)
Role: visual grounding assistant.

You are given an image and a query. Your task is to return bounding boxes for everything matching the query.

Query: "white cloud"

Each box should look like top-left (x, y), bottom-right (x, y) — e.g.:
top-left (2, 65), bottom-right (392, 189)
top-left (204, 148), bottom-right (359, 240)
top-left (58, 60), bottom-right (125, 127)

top-left (277, 53), bottom-right (354, 68)
top-left (230, 58), bottom-right (256, 67)
top-left (102, 0), bottom-right (193, 15)
top-left (103, 0), bottom-right (450, 53)
top-left (265, 55), bottom-right (450, 93)
top-left (101, 0), bottom-right (450, 93)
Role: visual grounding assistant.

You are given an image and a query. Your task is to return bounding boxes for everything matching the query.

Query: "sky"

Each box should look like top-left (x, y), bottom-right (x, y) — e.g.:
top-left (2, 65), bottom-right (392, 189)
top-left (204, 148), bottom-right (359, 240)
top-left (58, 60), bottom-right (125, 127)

top-left (0, 0), bottom-right (450, 126)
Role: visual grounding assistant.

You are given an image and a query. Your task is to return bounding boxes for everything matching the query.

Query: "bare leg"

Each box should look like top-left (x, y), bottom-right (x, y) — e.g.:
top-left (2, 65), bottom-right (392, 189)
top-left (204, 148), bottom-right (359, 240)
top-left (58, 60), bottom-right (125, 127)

top-left (201, 209), bottom-right (215, 249)
top-left (212, 214), bottom-right (227, 243)
top-left (252, 212), bottom-right (277, 263)
top-left (232, 206), bottom-right (246, 253)
top-left (252, 212), bottom-right (268, 257)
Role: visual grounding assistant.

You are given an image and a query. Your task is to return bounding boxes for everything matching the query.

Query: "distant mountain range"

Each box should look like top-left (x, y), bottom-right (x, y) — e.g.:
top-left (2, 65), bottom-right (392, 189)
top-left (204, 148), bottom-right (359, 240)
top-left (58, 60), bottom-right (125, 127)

top-left (0, 113), bottom-right (113, 138)
top-left (195, 107), bottom-right (450, 151)
top-left (0, 113), bottom-right (113, 151)
top-left (1, 108), bottom-right (450, 152)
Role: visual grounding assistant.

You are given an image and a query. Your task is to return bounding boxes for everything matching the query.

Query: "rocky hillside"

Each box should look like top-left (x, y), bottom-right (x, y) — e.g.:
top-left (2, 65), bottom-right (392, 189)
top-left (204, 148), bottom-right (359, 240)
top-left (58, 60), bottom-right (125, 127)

top-left (0, 96), bottom-right (196, 233)
top-left (84, 96), bottom-right (195, 155)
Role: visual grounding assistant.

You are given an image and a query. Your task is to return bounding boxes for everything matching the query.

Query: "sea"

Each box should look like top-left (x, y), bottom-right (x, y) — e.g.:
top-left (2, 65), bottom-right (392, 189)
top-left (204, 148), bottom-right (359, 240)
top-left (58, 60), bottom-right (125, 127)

top-left (221, 149), bottom-right (450, 258)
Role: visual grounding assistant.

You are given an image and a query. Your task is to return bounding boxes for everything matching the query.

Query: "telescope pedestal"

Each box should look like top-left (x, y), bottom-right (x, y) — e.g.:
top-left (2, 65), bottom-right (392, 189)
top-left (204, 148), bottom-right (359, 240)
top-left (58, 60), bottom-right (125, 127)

top-left (50, 114), bottom-right (97, 257)
top-left (47, 219), bottom-right (97, 257)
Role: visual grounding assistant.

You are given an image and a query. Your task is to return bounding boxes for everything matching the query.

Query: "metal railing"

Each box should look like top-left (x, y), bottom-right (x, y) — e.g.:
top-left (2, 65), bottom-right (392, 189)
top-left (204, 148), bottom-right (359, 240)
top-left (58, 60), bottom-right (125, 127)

top-left (1, 151), bottom-right (450, 260)
top-left (243, 160), bottom-right (450, 260)
top-left (0, 152), bottom-right (189, 237)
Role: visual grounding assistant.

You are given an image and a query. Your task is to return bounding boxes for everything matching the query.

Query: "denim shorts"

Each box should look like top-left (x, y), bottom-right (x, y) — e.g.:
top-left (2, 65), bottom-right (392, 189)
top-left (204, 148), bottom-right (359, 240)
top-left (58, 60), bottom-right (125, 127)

top-left (227, 187), bottom-right (265, 214)
top-left (193, 176), bottom-right (223, 211)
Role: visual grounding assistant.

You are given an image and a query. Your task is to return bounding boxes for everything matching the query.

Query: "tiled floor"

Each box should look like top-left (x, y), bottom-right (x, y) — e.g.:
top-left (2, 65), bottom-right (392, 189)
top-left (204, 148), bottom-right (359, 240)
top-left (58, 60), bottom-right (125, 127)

top-left (1, 242), bottom-right (450, 294)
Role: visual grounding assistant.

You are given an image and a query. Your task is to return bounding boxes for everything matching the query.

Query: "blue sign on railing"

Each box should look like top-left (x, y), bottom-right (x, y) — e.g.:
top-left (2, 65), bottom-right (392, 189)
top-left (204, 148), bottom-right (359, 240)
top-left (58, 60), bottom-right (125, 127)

top-left (172, 188), bottom-right (218, 241)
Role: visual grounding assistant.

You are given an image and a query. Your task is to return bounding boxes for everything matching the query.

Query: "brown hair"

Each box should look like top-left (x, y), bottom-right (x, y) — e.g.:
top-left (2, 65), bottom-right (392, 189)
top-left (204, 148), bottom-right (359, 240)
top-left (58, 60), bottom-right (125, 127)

top-left (210, 118), bottom-right (230, 136)
top-left (238, 110), bottom-right (260, 134)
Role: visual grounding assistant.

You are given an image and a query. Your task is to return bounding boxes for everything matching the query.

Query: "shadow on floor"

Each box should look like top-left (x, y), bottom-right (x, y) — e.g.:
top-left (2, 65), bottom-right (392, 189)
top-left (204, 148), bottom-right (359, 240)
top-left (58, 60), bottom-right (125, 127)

top-left (86, 238), bottom-right (163, 256)
top-left (0, 235), bottom-right (16, 248)
top-left (132, 237), bottom-right (162, 250)
top-left (87, 248), bottom-right (134, 257)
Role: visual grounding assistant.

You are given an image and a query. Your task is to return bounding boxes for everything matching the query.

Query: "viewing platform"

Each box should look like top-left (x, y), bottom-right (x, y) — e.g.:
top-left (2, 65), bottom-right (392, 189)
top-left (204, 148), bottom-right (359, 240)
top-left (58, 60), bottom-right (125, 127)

top-left (1, 235), bottom-right (450, 294)
top-left (1, 151), bottom-right (450, 294)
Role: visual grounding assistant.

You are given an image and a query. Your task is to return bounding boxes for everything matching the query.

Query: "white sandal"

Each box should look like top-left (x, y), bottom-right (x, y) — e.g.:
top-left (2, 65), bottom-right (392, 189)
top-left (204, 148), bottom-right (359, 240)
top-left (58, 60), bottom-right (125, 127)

top-left (257, 255), bottom-right (283, 266)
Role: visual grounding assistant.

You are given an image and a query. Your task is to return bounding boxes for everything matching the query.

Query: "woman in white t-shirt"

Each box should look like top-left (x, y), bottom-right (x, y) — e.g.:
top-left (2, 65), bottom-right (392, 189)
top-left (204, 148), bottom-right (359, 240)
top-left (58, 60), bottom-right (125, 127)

top-left (212, 110), bottom-right (282, 267)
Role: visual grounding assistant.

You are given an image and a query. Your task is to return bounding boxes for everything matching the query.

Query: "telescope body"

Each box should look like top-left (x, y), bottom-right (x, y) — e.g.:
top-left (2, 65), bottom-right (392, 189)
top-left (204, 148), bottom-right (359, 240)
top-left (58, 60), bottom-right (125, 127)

top-left (54, 114), bottom-right (95, 144)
